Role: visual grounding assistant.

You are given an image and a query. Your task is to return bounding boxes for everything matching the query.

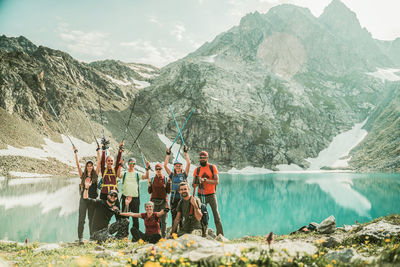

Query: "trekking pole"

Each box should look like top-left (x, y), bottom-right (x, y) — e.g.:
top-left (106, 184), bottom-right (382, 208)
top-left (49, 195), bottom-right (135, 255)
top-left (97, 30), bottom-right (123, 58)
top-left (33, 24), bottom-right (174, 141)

top-left (127, 115), bottom-right (151, 153)
top-left (169, 105), bottom-right (185, 146)
top-left (169, 108), bottom-right (194, 149)
top-left (121, 98), bottom-right (137, 142)
top-left (77, 94), bottom-right (100, 147)
top-left (48, 103), bottom-right (75, 147)
top-left (98, 96), bottom-right (106, 141)
top-left (170, 142), bottom-right (182, 175)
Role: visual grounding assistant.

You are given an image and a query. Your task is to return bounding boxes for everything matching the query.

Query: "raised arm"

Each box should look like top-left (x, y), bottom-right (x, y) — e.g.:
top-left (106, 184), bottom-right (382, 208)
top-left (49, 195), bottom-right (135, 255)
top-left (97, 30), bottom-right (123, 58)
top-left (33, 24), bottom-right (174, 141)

top-left (73, 146), bottom-right (83, 178)
top-left (184, 146), bottom-right (190, 175)
top-left (100, 147), bottom-right (106, 176)
top-left (95, 145), bottom-right (101, 176)
top-left (164, 148), bottom-right (172, 176)
top-left (156, 207), bottom-right (170, 218)
top-left (115, 140), bottom-right (124, 171)
top-left (141, 161), bottom-right (151, 180)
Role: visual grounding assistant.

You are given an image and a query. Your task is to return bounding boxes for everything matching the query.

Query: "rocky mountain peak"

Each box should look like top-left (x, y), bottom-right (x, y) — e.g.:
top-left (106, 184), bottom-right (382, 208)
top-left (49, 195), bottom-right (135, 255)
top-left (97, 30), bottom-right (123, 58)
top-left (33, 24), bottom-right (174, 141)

top-left (319, 0), bottom-right (362, 33)
top-left (0, 35), bottom-right (38, 53)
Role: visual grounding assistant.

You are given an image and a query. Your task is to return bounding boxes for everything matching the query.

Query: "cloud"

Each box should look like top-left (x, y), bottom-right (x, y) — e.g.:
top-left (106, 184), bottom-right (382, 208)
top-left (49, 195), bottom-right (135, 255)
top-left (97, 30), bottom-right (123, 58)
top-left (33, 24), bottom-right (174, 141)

top-left (148, 15), bottom-right (163, 27)
top-left (171, 23), bottom-right (186, 41)
top-left (120, 39), bottom-right (184, 67)
top-left (57, 24), bottom-right (110, 57)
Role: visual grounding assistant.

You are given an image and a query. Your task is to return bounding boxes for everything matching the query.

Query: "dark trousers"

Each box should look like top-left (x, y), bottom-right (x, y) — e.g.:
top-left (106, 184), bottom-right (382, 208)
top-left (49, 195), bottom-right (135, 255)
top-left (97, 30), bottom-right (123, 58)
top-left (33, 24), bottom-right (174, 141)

top-left (201, 193), bottom-right (224, 236)
top-left (78, 197), bottom-right (95, 239)
top-left (100, 192), bottom-right (121, 220)
top-left (121, 195), bottom-right (140, 231)
top-left (92, 219), bottom-right (129, 243)
top-left (131, 227), bottom-right (161, 244)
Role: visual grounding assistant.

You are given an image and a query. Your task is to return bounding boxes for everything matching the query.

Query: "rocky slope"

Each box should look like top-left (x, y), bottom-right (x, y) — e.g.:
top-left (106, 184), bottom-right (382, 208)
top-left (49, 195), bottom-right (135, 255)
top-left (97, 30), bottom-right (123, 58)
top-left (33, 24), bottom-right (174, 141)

top-left (0, 35), bottom-right (163, 176)
top-left (349, 81), bottom-right (400, 172)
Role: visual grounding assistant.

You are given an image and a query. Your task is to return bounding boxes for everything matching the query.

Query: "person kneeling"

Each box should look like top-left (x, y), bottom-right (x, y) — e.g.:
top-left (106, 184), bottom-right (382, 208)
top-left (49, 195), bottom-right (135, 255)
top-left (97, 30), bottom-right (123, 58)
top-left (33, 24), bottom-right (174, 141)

top-left (170, 182), bottom-right (202, 237)
top-left (83, 180), bottom-right (129, 243)
top-left (120, 201), bottom-right (169, 244)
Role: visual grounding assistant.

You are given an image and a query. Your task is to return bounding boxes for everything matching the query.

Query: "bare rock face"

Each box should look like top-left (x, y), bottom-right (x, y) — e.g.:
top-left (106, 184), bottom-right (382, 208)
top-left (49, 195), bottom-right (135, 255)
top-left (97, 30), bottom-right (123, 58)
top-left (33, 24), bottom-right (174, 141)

top-left (257, 33), bottom-right (306, 79)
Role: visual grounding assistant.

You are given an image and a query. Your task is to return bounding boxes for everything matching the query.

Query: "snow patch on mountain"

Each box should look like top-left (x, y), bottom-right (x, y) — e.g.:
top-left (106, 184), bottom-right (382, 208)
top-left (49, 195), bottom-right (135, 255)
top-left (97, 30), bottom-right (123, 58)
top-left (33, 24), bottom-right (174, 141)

top-left (367, 68), bottom-right (400, 82)
top-left (105, 75), bottom-right (131, 86)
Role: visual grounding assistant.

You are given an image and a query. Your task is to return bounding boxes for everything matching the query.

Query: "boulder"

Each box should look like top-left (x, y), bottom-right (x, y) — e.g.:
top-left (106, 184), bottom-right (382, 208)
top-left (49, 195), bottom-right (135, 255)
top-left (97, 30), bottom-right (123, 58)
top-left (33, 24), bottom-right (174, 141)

top-left (317, 215), bottom-right (336, 234)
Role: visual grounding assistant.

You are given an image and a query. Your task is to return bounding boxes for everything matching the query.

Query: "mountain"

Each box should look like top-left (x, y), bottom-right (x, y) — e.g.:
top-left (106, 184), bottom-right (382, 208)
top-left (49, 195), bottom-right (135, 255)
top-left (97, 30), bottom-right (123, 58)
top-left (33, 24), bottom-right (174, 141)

top-left (0, 35), bottom-right (163, 177)
top-left (129, 0), bottom-right (398, 170)
top-left (0, 0), bottom-right (399, 173)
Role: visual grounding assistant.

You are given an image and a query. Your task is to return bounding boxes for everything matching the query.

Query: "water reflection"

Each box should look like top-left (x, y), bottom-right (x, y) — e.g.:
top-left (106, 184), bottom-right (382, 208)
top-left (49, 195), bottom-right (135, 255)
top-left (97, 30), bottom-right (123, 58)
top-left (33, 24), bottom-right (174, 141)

top-left (0, 173), bottom-right (399, 242)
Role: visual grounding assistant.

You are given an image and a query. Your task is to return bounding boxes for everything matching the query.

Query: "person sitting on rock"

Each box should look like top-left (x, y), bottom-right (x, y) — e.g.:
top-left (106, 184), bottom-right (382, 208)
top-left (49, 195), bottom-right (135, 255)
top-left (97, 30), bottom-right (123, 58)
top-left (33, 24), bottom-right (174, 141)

top-left (83, 180), bottom-right (129, 243)
top-left (148, 163), bottom-right (171, 237)
top-left (73, 144), bottom-right (101, 244)
top-left (164, 146), bottom-right (190, 227)
top-left (99, 139), bottom-right (124, 212)
top-left (170, 182), bottom-right (202, 236)
top-left (120, 201), bottom-right (169, 244)
top-left (120, 158), bottom-right (150, 235)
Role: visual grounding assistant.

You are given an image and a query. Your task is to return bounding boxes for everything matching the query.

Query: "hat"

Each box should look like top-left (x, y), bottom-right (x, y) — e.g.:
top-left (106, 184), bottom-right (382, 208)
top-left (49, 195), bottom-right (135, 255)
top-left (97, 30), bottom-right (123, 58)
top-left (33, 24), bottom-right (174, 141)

top-left (173, 161), bottom-right (182, 165)
top-left (128, 158), bottom-right (136, 164)
top-left (155, 163), bottom-right (162, 169)
top-left (199, 151), bottom-right (208, 157)
top-left (108, 190), bottom-right (118, 197)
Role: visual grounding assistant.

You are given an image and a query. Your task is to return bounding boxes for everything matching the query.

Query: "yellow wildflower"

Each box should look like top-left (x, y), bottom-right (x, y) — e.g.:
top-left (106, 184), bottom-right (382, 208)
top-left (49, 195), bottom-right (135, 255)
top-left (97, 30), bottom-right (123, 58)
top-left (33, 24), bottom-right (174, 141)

top-left (190, 240), bottom-right (195, 245)
top-left (365, 260), bottom-right (370, 265)
top-left (179, 257), bottom-right (185, 263)
top-left (287, 258), bottom-right (293, 263)
top-left (320, 251), bottom-right (325, 255)
top-left (299, 263), bottom-right (304, 267)
top-left (339, 245), bottom-right (344, 249)
top-left (365, 240), bottom-right (369, 244)
top-left (172, 233), bottom-right (178, 240)
top-left (149, 256), bottom-right (154, 261)
top-left (326, 264), bottom-right (333, 267)
top-left (312, 254), bottom-right (318, 259)
top-left (352, 244), bottom-right (356, 247)
top-left (331, 259), bottom-right (337, 264)
top-left (240, 257), bottom-right (247, 262)
top-left (138, 239), bottom-right (144, 245)
top-left (186, 242), bottom-right (191, 247)
top-left (385, 238), bottom-right (391, 243)
top-left (225, 252), bottom-right (231, 257)
top-left (75, 256), bottom-right (93, 267)
top-left (365, 236), bottom-right (369, 240)
top-left (151, 249), bottom-right (156, 255)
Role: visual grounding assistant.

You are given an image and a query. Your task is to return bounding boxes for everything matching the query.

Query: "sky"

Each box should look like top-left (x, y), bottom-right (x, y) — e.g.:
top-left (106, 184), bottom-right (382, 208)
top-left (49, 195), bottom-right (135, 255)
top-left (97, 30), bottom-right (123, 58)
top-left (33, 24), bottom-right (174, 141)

top-left (0, 0), bottom-right (399, 67)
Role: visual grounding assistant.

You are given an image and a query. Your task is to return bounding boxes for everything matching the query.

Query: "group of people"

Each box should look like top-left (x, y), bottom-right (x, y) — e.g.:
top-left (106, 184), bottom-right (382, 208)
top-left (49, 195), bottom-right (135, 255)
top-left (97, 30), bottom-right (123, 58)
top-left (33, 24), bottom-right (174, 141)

top-left (74, 139), bottom-right (224, 244)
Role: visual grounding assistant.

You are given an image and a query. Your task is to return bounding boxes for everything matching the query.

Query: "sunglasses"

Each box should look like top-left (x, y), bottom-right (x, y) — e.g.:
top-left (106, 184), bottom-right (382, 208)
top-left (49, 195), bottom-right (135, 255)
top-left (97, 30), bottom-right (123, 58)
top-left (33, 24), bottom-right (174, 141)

top-left (155, 168), bottom-right (162, 171)
top-left (199, 157), bottom-right (207, 159)
top-left (129, 162), bottom-right (136, 165)
top-left (109, 194), bottom-right (118, 198)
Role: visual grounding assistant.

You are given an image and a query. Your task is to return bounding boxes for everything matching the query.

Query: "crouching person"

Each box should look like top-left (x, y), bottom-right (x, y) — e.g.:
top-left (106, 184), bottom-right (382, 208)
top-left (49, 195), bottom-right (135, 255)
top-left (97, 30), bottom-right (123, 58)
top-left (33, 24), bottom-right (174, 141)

top-left (120, 201), bottom-right (169, 244)
top-left (170, 182), bottom-right (202, 237)
top-left (82, 180), bottom-right (129, 243)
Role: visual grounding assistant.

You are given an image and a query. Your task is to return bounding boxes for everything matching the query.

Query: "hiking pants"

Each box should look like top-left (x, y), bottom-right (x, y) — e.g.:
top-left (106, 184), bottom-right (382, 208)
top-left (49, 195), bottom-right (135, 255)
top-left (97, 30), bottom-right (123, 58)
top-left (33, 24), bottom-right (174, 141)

top-left (121, 195), bottom-right (140, 231)
top-left (78, 197), bottom-right (95, 239)
top-left (92, 219), bottom-right (129, 243)
top-left (202, 193), bottom-right (224, 236)
top-left (130, 227), bottom-right (161, 244)
top-left (151, 199), bottom-right (168, 238)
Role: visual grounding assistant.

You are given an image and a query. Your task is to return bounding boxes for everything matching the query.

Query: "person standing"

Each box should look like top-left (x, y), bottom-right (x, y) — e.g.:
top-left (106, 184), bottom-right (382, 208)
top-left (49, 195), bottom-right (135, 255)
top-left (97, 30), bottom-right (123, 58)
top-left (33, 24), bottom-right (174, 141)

top-left (120, 158), bottom-right (150, 233)
top-left (99, 139), bottom-right (124, 211)
top-left (73, 145), bottom-right (101, 244)
top-left (148, 163), bottom-right (171, 237)
top-left (193, 151), bottom-right (224, 236)
top-left (164, 146), bottom-right (190, 226)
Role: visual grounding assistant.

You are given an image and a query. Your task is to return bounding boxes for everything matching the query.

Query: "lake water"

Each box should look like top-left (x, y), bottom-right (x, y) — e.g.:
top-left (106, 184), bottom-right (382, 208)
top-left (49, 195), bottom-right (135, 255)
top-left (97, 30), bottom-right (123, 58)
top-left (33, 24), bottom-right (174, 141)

top-left (0, 172), bottom-right (399, 242)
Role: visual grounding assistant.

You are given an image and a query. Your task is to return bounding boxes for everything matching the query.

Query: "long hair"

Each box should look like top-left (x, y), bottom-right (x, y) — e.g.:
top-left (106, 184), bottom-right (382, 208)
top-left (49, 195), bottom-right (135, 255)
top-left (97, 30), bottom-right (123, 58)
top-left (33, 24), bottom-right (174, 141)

top-left (80, 161), bottom-right (98, 189)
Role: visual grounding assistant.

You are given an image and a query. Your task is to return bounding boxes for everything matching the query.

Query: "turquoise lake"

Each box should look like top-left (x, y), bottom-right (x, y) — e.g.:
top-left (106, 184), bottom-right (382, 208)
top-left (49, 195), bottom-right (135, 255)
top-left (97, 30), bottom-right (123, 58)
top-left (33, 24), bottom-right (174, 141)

top-left (0, 172), bottom-right (399, 242)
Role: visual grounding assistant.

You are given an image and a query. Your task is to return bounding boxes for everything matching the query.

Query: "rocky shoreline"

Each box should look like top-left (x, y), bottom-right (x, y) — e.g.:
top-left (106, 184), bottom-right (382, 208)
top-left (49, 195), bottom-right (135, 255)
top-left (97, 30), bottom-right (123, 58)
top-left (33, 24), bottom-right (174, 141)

top-left (1, 215), bottom-right (399, 266)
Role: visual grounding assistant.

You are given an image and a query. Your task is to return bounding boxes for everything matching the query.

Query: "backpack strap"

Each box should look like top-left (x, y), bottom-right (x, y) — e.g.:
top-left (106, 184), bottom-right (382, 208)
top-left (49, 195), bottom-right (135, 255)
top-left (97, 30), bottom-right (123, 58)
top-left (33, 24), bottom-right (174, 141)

top-left (136, 172), bottom-right (140, 194)
top-left (122, 172), bottom-right (127, 184)
top-left (209, 164), bottom-right (214, 177)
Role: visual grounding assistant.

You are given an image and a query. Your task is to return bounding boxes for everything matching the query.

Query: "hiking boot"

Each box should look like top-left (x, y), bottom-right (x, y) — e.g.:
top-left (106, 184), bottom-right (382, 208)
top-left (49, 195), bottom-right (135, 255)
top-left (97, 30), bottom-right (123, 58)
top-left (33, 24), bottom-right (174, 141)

top-left (78, 238), bottom-right (84, 245)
